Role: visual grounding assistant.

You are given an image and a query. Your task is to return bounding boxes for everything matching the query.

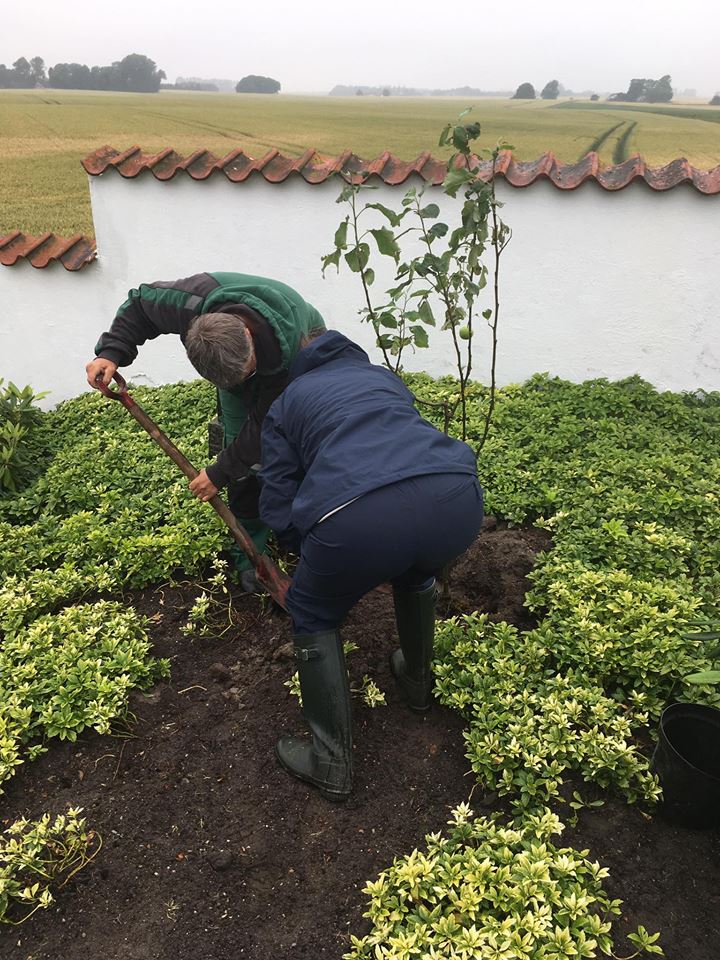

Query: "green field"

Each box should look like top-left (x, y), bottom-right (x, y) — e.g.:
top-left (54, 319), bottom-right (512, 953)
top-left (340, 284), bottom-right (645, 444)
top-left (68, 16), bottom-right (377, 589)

top-left (1, 90), bottom-right (719, 236)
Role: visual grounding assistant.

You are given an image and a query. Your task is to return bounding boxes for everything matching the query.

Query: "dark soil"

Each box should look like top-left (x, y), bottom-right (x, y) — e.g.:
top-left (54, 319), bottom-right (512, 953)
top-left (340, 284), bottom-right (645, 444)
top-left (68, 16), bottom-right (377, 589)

top-left (2, 520), bottom-right (719, 960)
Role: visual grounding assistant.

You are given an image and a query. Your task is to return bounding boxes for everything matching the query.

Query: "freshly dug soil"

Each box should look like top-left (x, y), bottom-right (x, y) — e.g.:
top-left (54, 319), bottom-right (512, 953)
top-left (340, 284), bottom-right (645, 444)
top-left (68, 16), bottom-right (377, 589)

top-left (2, 521), bottom-right (718, 960)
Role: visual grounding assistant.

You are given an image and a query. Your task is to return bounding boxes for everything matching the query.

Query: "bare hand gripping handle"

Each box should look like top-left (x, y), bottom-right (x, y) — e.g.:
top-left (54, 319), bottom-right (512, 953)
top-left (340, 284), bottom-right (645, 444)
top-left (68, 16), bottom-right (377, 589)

top-left (96, 372), bottom-right (290, 610)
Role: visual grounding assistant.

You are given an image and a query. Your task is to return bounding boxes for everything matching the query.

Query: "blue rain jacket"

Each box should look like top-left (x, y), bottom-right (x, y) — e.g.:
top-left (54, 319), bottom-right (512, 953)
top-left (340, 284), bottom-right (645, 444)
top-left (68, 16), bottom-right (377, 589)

top-left (259, 331), bottom-right (478, 544)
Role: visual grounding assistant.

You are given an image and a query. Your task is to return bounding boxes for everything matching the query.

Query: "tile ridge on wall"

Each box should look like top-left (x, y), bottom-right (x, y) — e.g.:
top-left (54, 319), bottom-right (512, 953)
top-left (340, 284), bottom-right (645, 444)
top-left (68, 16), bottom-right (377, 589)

top-left (82, 145), bottom-right (720, 194)
top-left (3, 147), bottom-right (718, 270)
top-left (0, 232), bottom-right (96, 271)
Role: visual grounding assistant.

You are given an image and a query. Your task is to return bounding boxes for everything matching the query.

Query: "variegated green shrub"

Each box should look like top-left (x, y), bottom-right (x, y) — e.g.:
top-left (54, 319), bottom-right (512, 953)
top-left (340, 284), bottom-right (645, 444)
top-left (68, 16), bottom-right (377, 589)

top-left (0, 380), bottom-right (219, 791)
top-left (434, 616), bottom-right (661, 813)
top-left (405, 373), bottom-right (720, 809)
top-left (0, 602), bottom-right (168, 792)
top-left (346, 804), bottom-right (662, 960)
top-left (0, 808), bottom-right (100, 924)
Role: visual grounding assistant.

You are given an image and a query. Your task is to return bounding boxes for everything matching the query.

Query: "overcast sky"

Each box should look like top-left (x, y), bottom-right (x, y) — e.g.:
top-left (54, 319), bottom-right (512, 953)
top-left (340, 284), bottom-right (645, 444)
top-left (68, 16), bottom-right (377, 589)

top-left (3, 0), bottom-right (719, 95)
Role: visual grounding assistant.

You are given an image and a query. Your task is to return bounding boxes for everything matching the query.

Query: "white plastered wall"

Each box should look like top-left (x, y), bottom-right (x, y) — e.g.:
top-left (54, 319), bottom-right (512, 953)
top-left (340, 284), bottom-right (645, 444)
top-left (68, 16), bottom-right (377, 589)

top-left (1, 172), bottom-right (718, 408)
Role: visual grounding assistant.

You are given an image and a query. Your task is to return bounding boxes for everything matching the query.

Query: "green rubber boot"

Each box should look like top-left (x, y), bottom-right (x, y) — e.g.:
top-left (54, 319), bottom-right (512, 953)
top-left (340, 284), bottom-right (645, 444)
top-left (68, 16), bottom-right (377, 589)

top-left (276, 631), bottom-right (353, 801)
top-left (390, 582), bottom-right (436, 712)
top-left (229, 517), bottom-right (271, 574)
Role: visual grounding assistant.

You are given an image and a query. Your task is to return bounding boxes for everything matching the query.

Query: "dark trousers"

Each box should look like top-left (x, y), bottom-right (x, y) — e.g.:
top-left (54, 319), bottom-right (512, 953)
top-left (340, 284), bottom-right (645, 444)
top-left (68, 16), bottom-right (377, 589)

top-left (287, 473), bottom-right (484, 635)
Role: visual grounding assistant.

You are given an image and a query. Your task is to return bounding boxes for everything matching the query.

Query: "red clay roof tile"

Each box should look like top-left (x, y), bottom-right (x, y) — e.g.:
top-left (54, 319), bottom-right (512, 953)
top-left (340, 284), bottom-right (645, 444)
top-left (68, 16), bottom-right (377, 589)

top-left (81, 145), bottom-right (720, 194)
top-left (3, 147), bottom-right (718, 271)
top-left (0, 232), bottom-right (96, 271)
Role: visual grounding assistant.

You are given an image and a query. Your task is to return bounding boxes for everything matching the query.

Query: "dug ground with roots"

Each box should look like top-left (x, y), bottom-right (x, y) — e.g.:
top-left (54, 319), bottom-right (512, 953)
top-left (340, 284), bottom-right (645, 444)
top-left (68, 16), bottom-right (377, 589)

top-left (1, 525), bottom-right (718, 960)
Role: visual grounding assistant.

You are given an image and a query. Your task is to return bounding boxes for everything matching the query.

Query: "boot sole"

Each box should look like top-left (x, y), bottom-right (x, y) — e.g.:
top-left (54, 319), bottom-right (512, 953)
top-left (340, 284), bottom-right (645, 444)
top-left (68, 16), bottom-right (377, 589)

top-left (275, 744), bottom-right (351, 802)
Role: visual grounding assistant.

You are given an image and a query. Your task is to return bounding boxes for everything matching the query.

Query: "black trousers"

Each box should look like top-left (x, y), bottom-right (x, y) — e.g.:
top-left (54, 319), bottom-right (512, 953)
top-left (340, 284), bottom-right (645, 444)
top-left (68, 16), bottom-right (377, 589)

top-left (286, 473), bottom-right (484, 635)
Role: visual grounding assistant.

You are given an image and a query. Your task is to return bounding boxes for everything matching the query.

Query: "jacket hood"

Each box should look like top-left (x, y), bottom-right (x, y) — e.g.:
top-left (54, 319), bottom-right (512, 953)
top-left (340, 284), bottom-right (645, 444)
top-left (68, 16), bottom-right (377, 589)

top-left (288, 330), bottom-right (369, 381)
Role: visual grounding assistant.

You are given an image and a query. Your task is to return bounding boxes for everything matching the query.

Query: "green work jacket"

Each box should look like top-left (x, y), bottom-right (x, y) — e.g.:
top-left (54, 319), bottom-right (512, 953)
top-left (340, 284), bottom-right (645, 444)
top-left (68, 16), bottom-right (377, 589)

top-left (94, 272), bottom-right (325, 485)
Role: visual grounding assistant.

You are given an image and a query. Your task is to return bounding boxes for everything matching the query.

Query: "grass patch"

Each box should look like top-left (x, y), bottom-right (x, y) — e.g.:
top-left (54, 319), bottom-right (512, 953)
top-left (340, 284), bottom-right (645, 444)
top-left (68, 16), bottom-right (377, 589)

top-left (2, 91), bottom-right (719, 236)
top-left (613, 121), bottom-right (638, 163)
top-left (556, 100), bottom-right (720, 125)
top-left (580, 121), bottom-right (625, 159)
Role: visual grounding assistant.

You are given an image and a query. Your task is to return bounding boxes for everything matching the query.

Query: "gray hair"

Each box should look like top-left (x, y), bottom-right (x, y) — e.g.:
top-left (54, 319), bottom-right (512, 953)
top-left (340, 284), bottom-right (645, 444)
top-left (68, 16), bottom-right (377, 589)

top-left (185, 313), bottom-right (254, 389)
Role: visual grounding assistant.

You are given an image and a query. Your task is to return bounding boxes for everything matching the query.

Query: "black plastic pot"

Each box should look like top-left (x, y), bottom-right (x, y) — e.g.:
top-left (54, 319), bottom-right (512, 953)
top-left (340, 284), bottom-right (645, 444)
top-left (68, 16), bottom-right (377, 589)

top-left (652, 702), bottom-right (720, 828)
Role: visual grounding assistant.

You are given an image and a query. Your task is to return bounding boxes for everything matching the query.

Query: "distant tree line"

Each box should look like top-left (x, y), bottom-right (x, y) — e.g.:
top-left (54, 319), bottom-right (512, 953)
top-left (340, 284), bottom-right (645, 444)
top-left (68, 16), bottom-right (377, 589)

top-left (0, 57), bottom-right (46, 88)
top-left (0, 54), bottom-right (166, 92)
top-left (164, 77), bottom-right (237, 93)
top-left (330, 84), bottom-right (513, 97)
top-left (171, 80), bottom-right (219, 92)
top-left (5, 58), bottom-right (709, 104)
top-left (508, 75), bottom-right (712, 105)
top-left (512, 82), bottom-right (536, 99)
top-left (609, 75), bottom-right (673, 103)
top-left (511, 80), bottom-right (562, 100)
top-left (235, 75), bottom-right (280, 93)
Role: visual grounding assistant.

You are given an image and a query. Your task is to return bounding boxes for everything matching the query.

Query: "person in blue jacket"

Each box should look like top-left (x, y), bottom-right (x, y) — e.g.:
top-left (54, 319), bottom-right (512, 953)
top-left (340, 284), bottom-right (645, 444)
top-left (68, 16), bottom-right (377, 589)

top-left (260, 330), bottom-right (484, 801)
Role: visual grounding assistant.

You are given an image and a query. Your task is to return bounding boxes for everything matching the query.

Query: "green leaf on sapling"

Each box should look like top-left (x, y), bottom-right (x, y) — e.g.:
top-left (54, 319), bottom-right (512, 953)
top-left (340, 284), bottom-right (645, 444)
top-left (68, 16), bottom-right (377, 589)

top-left (369, 228), bottom-right (400, 262)
top-left (418, 203), bottom-right (440, 219)
top-left (344, 243), bottom-right (371, 273)
top-left (418, 301), bottom-right (436, 326)
top-left (427, 222), bottom-right (449, 241)
top-left (443, 167), bottom-right (472, 198)
top-left (378, 313), bottom-right (398, 329)
top-left (366, 203), bottom-right (403, 227)
top-left (320, 249), bottom-right (342, 276)
top-left (410, 326), bottom-right (429, 348)
top-left (453, 125), bottom-right (469, 148)
top-left (334, 219), bottom-right (349, 249)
